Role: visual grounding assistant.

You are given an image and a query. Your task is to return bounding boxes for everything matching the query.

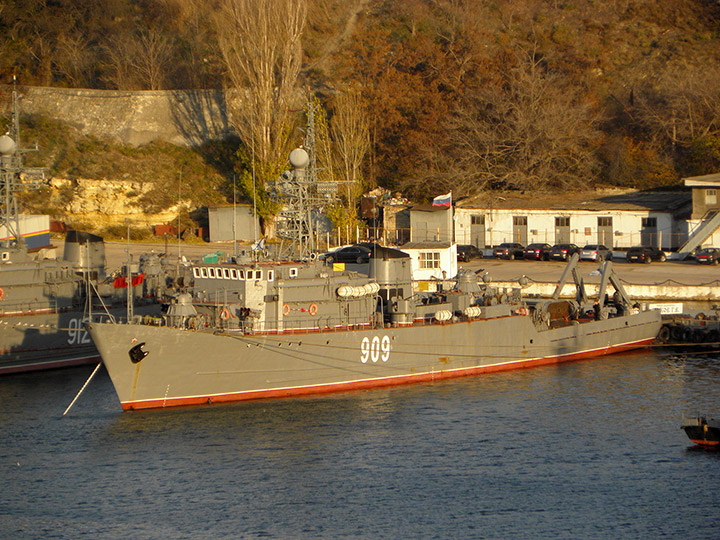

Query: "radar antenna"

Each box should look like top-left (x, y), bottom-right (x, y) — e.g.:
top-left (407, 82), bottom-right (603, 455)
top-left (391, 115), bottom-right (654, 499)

top-left (268, 99), bottom-right (344, 260)
top-left (0, 79), bottom-right (47, 248)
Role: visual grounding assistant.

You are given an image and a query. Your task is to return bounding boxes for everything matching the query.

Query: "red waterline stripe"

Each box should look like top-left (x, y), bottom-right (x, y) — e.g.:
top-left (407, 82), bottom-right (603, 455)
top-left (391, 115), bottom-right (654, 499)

top-left (120, 337), bottom-right (655, 411)
top-left (689, 439), bottom-right (719, 446)
top-left (0, 354), bottom-right (100, 375)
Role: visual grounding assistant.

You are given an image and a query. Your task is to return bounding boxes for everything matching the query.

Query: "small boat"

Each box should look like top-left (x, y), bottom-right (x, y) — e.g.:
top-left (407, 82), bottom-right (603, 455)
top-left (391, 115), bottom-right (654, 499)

top-left (681, 416), bottom-right (720, 447)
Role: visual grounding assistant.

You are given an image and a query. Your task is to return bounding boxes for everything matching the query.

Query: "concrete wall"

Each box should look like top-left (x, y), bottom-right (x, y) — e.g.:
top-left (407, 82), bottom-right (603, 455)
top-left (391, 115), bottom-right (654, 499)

top-left (7, 85), bottom-right (233, 147)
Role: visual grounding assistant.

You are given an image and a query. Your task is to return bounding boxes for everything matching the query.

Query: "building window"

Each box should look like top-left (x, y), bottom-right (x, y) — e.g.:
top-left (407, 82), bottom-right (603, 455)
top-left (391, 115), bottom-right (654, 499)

top-left (419, 251), bottom-right (440, 269)
top-left (598, 217), bottom-right (612, 227)
top-left (471, 215), bottom-right (485, 225)
top-left (707, 189), bottom-right (717, 205)
top-left (513, 216), bottom-right (528, 226)
top-left (555, 216), bottom-right (570, 227)
top-left (641, 217), bottom-right (657, 228)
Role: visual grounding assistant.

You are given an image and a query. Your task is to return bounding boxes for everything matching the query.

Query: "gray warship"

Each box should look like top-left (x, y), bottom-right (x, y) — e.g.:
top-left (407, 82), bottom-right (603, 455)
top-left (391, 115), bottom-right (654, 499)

top-left (0, 86), bottom-right (178, 374)
top-left (87, 248), bottom-right (662, 411)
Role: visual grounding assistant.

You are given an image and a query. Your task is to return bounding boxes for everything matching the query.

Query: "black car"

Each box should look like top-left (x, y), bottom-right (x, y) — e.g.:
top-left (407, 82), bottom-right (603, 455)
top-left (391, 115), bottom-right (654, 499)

top-left (695, 247), bottom-right (720, 265)
top-left (322, 245), bottom-right (372, 264)
top-left (523, 243), bottom-right (552, 261)
top-left (457, 244), bottom-right (483, 262)
top-left (550, 243), bottom-right (581, 261)
top-left (626, 246), bottom-right (666, 264)
top-left (493, 242), bottom-right (525, 260)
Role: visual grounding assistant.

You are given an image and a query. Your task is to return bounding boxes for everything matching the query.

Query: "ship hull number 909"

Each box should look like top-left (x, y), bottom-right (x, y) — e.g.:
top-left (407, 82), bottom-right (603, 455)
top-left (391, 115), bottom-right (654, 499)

top-left (361, 335), bottom-right (391, 363)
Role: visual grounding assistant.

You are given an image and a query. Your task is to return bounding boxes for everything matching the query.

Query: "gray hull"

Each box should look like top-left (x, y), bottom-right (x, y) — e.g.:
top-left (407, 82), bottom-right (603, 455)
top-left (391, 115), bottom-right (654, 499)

top-left (0, 304), bottom-right (159, 374)
top-left (88, 309), bottom-right (661, 410)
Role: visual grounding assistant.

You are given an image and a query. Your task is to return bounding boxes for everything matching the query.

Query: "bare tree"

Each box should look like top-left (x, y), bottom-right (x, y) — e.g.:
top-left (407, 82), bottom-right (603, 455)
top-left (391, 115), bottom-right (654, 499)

top-left (214, 0), bottom-right (307, 198)
top-left (133, 29), bottom-right (174, 91)
top-left (101, 38), bottom-right (141, 90)
top-left (331, 85), bottom-right (370, 206)
top-left (433, 45), bottom-right (599, 197)
top-left (631, 64), bottom-right (720, 147)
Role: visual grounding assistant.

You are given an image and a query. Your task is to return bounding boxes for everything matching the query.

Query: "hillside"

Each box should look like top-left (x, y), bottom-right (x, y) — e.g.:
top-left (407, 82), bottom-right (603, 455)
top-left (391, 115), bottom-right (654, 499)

top-left (2, 0), bottom-right (720, 236)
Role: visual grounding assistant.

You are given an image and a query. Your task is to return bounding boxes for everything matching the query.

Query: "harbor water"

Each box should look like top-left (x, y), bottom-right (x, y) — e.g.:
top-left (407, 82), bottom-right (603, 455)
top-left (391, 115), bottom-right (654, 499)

top-left (2, 349), bottom-right (720, 539)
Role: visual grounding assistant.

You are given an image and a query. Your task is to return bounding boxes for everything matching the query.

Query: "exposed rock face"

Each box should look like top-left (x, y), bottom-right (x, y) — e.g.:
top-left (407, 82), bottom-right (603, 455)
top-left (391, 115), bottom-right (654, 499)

top-left (48, 177), bottom-right (184, 229)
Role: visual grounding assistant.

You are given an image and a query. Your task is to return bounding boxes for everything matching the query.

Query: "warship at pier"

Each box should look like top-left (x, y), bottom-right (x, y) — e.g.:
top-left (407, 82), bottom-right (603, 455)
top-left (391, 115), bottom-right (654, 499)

top-left (87, 248), bottom-right (662, 411)
top-left (0, 85), bottom-right (177, 374)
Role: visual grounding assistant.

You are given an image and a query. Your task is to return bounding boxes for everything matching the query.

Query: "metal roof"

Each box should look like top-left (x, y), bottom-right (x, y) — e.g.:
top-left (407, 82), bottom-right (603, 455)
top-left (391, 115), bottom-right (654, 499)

top-left (456, 189), bottom-right (690, 213)
top-left (683, 173), bottom-right (720, 186)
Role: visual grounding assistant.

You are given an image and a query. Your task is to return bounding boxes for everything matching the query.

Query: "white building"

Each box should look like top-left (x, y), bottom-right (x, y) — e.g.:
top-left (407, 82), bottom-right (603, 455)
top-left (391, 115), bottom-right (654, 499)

top-left (453, 190), bottom-right (691, 251)
top-left (400, 241), bottom-right (457, 281)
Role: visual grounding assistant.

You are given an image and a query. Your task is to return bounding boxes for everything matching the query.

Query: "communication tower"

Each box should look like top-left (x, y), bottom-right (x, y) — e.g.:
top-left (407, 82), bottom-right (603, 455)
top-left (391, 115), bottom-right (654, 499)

top-left (0, 83), bottom-right (47, 248)
top-left (268, 99), bottom-right (342, 259)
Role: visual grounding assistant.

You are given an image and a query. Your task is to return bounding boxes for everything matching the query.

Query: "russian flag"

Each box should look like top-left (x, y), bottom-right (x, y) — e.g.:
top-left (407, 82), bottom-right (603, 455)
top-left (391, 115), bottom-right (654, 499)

top-left (432, 192), bottom-right (452, 207)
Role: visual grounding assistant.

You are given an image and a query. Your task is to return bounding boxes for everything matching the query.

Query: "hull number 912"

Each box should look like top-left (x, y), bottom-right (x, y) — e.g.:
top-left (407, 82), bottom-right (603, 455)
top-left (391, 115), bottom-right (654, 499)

top-left (361, 335), bottom-right (391, 363)
top-left (67, 317), bottom-right (91, 345)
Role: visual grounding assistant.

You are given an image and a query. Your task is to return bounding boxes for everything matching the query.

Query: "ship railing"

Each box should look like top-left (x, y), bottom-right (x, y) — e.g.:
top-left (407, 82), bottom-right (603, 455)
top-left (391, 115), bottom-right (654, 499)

top-left (226, 314), bottom-right (379, 335)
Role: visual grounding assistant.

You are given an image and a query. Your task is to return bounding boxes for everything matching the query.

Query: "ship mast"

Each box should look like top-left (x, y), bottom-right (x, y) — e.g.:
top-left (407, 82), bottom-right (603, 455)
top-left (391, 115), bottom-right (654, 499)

top-left (0, 80), bottom-right (46, 249)
top-left (269, 98), bottom-right (344, 260)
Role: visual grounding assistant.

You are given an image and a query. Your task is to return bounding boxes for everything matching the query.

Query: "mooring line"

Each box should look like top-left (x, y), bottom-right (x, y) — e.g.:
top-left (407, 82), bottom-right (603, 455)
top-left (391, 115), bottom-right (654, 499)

top-left (61, 362), bottom-right (102, 418)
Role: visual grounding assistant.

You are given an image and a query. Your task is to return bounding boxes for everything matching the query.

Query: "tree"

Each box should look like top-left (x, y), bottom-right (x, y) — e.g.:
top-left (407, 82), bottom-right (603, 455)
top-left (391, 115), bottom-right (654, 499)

top-left (214, 0), bottom-right (307, 227)
top-left (330, 85), bottom-right (369, 207)
top-left (434, 45), bottom-right (600, 197)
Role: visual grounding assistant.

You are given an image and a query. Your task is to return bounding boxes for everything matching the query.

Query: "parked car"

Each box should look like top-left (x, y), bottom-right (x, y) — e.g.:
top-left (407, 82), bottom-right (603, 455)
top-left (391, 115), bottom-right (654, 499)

top-left (321, 245), bottom-right (372, 264)
top-left (550, 243), bottom-right (581, 261)
top-left (523, 243), bottom-right (552, 261)
top-left (493, 242), bottom-right (525, 260)
top-left (580, 244), bottom-right (613, 261)
top-left (457, 244), bottom-right (483, 262)
top-left (695, 247), bottom-right (720, 265)
top-left (626, 246), bottom-right (667, 264)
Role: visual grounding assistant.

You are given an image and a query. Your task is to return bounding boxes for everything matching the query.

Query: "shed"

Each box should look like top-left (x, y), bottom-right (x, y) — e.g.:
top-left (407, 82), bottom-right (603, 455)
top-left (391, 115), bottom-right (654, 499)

top-left (410, 205), bottom-right (453, 243)
top-left (400, 241), bottom-right (457, 281)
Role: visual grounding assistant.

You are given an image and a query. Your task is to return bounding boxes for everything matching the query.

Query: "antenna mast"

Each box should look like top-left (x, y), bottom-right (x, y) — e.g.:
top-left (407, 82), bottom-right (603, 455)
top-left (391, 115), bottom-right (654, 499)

top-left (0, 81), bottom-right (46, 248)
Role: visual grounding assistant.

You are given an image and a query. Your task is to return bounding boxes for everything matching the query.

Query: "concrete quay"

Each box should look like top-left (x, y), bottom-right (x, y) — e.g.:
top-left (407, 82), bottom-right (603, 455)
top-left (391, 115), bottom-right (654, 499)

top-left (459, 258), bottom-right (720, 304)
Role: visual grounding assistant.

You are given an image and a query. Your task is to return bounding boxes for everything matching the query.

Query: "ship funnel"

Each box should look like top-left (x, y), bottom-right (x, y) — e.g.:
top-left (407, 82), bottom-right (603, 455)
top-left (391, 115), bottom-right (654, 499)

top-left (63, 230), bottom-right (106, 280)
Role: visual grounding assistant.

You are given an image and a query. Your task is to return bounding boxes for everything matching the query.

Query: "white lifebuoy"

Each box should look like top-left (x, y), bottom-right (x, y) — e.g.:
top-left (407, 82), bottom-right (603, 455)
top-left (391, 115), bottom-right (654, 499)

top-left (309, 303), bottom-right (318, 316)
top-left (282, 303), bottom-right (290, 316)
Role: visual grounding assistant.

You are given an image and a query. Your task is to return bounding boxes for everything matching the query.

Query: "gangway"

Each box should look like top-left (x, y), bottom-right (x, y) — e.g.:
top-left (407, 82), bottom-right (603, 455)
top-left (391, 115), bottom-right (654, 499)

top-left (676, 210), bottom-right (720, 259)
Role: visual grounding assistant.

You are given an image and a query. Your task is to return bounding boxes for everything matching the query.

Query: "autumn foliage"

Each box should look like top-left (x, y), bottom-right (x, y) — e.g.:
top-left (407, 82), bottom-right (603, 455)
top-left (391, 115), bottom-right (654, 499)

top-left (2, 0), bottom-right (720, 204)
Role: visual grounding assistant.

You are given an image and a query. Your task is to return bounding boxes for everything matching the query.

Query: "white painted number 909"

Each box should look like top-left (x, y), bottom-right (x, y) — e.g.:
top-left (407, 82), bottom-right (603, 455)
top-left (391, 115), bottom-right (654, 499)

top-left (360, 335), bottom-right (390, 363)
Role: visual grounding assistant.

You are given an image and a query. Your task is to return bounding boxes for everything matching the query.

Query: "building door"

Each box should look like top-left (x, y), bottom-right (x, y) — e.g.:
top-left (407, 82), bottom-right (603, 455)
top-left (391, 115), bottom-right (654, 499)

top-left (470, 215), bottom-right (486, 248)
top-left (555, 216), bottom-right (570, 244)
top-left (597, 216), bottom-right (613, 246)
top-left (641, 217), bottom-right (657, 247)
top-left (513, 216), bottom-right (528, 245)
